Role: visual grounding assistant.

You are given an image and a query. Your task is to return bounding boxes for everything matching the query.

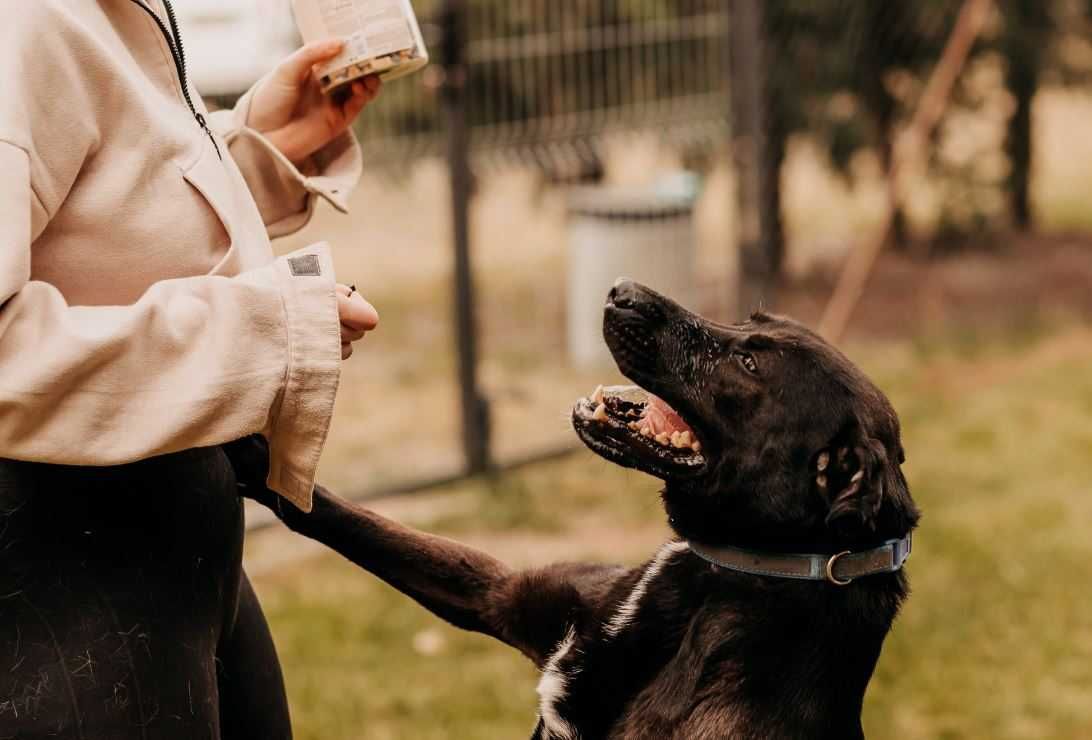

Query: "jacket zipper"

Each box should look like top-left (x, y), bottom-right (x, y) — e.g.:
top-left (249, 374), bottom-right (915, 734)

top-left (127, 0), bottom-right (223, 160)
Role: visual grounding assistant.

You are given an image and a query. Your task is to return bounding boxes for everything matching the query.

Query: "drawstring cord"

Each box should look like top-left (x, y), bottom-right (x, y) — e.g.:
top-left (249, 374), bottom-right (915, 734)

top-left (127, 0), bottom-right (222, 159)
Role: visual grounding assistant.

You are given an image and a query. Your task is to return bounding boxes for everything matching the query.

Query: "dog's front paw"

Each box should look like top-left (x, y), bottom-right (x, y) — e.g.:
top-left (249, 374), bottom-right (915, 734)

top-left (222, 434), bottom-right (283, 513)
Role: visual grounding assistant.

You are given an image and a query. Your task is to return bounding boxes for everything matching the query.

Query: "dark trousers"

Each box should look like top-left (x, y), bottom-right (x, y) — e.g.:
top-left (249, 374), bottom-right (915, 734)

top-left (0, 448), bottom-right (291, 739)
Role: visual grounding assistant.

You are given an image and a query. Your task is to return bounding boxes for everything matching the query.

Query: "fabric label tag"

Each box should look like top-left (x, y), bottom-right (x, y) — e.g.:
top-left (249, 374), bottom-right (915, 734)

top-left (288, 255), bottom-right (322, 277)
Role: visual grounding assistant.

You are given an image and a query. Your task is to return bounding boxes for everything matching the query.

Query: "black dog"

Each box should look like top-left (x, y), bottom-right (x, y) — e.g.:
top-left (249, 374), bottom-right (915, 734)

top-left (233, 280), bottom-right (920, 739)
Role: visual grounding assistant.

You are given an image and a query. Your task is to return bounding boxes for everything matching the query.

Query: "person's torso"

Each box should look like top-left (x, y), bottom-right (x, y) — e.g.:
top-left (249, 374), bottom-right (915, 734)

top-left (27, 0), bottom-right (274, 306)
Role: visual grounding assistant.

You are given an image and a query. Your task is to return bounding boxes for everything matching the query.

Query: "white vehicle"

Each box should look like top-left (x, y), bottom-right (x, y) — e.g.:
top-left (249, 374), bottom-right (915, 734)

top-left (173, 0), bottom-right (300, 98)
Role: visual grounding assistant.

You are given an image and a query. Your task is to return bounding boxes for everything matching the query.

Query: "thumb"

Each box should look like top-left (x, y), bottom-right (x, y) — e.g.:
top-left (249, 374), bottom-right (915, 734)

top-left (338, 291), bottom-right (380, 332)
top-left (277, 39), bottom-right (346, 84)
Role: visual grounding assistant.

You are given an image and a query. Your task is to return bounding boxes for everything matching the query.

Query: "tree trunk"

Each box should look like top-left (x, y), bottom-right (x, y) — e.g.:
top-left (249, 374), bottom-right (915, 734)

top-left (730, 0), bottom-right (781, 314)
top-left (878, 115), bottom-right (911, 251)
top-left (761, 117), bottom-right (786, 276)
top-left (1002, 0), bottom-right (1045, 231)
top-left (1003, 59), bottom-right (1036, 230)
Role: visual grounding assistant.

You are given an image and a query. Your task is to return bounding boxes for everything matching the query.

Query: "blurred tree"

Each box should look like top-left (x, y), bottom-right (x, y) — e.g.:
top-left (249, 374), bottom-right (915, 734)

top-left (758, 1), bottom-right (953, 256)
top-left (995, 0), bottom-right (1092, 231)
top-left (999, 0), bottom-right (1052, 230)
top-left (755, 0), bottom-right (845, 273)
top-left (848, 1), bottom-right (956, 249)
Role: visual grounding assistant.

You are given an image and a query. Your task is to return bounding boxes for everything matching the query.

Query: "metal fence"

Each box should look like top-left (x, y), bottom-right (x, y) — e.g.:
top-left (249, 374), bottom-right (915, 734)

top-left (347, 0), bottom-right (736, 489)
top-left (358, 0), bottom-right (730, 166)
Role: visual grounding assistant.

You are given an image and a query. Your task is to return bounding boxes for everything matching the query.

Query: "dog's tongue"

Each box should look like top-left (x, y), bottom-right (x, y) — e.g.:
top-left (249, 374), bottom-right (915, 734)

top-left (640, 394), bottom-right (692, 436)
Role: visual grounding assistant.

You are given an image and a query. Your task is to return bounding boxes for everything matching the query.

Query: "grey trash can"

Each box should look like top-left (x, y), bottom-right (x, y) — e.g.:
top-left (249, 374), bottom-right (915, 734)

top-left (566, 176), bottom-right (699, 368)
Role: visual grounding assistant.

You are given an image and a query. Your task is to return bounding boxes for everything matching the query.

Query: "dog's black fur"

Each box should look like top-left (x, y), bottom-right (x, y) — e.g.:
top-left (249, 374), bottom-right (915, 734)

top-left (231, 281), bottom-right (920, 739)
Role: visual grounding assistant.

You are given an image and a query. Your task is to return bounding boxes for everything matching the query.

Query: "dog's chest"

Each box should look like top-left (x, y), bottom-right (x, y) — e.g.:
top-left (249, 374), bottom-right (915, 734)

top-left (532, 542), bottom-right (707, 740)
top-left (531, 626), bottom-right (739, 740)
top-left (533, 624), bottom-right (582, 740)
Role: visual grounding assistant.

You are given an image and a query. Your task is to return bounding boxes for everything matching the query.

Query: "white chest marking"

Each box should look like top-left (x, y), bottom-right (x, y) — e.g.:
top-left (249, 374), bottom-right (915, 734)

top-left (536, 625), bottom-right (581, 739)
top-left (604, 541), bottom-right (689, 639)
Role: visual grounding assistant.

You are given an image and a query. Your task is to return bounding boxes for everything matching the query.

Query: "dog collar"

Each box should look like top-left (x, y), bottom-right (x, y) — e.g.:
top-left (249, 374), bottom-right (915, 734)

top-left (686, 533), bottom-right (912, 586)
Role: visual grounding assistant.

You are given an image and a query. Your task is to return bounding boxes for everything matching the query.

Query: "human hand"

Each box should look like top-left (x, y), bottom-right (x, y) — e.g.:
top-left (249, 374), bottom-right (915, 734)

top-left (337, 284), bottom-right (379, 360)
top-left (249, 39), bottom-right (382, 166)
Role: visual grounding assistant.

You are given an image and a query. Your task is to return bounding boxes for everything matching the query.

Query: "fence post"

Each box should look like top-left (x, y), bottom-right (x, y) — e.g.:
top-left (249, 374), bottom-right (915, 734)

top-left (728, 0), bottom-right (776, 317)
top-left (440, 0), bottom-right (492, 474)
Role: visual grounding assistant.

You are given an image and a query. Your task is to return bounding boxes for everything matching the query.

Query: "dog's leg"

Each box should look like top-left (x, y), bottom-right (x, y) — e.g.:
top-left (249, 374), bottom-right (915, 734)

top-left (273, 484), bottom-right (610, 665)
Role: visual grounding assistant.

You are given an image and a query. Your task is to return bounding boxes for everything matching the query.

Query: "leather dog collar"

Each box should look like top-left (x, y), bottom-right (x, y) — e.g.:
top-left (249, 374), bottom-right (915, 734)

top-left (687, 533), bottom-right (913, 586)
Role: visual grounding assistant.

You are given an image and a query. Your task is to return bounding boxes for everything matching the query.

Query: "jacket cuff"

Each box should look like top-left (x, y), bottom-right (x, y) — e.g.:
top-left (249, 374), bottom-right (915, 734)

top-left (262, 243), bottom-right (342, 512)
top-left (209, 81), bottom-right (364, 238)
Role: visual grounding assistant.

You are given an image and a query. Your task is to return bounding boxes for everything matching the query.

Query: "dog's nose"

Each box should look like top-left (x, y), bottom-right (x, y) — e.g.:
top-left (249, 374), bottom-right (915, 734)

top-left (608, 278), bottom-right (640, 309)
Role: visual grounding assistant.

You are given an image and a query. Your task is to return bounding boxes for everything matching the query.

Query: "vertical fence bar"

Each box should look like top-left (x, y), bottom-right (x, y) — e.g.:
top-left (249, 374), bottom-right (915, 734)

top-left (441, 0), bottom-right (492, 474)
top-left (728, 0), bottom-right (775, 317)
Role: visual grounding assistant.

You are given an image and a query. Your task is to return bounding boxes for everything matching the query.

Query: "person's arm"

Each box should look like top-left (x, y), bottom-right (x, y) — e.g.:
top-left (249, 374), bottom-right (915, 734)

top-left (208, 41), bottom-right (379, 238)
top-left (0, 142), bottom-right (339, 511)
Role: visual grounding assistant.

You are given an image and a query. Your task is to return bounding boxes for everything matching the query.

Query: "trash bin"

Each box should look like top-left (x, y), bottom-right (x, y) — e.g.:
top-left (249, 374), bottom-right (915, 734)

top-left (566, 175), bottom-right (699, 368)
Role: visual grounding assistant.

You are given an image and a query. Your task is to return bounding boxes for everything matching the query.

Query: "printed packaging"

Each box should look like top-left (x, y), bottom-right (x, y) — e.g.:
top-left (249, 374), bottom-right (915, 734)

top-left (291, 0), bottom-right (429, 94)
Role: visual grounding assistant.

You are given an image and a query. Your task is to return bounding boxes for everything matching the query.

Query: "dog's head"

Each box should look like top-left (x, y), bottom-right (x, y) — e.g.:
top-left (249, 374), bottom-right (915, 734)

top-left (572, 280), bottom-right (919, 552)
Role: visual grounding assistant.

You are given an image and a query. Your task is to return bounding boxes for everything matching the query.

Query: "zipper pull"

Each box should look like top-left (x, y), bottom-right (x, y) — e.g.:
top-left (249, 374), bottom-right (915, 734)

top-left (195, 112), bottom-right (223, 161)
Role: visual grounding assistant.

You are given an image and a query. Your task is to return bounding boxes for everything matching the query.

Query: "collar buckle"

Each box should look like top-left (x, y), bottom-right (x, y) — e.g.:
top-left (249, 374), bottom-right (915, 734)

top-left (824, 551), bottom-right (854, 586)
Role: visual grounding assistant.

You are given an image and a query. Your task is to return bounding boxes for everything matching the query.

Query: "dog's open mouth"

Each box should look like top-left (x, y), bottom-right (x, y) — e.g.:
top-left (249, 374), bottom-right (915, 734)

top-left (572, 385), bottom-right (706, 479)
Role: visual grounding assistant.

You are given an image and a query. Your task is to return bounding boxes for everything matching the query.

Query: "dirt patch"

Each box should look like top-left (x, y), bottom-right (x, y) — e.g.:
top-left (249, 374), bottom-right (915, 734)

top-left (780, 233), bottom-right (1092, 340)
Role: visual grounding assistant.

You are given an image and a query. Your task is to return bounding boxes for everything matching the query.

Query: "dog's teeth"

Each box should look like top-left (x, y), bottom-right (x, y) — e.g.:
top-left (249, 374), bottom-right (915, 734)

top-left (628, 422), bottom-right (640, 432)
top-left (656, 433), bottom-right (670, 446)
top-left (593, 403), bottom-right (608, 422)
top-left (691, 440), bottom-right (702, 453)
top-left (817, 452), bottom-right (830, 472)
top-left (591, 385), bottom-right (605, 405)
top-left (817, 474), bottom-right (828, 490)
top-left (641, 426), bottom-right (654, 437)
top-left (678, 431), bottom-right (692, 447)
top-left (672, 432), bottom-right (688, 449)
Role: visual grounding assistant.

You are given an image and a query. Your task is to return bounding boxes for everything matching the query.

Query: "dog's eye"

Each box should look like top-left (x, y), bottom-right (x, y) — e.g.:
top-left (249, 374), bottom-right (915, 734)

top-left (734, 351), bottom-right (759, 374)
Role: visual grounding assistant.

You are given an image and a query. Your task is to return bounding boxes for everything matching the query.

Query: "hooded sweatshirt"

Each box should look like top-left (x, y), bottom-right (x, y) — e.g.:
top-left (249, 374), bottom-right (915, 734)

top-left (0, 0), bottom-right (363, 511)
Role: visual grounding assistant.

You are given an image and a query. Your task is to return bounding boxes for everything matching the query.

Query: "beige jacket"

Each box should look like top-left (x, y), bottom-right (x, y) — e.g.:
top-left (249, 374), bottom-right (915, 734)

top-left (0, 0), bottom-right (362, 511)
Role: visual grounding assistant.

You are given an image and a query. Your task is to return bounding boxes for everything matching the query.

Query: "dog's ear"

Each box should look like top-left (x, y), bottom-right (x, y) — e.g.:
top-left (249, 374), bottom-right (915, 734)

top-left (813, 422), bottom-right (888, 531)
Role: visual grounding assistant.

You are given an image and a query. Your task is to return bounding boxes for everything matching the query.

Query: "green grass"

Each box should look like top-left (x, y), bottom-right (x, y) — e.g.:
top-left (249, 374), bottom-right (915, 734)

top-left (257, 569), bottom-right (542, 740)
top-left (251, 324), bottom-right (1092, 740)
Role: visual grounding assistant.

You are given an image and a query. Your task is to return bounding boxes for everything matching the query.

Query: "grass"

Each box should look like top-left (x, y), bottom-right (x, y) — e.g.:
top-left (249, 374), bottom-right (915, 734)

top-left (862, 329), bottom-right (1092, 739)
top-left (248, 322), bottom-right (1092, 740)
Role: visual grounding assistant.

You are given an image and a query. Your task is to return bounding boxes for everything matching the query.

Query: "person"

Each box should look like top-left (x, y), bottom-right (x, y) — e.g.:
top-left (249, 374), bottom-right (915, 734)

top-left (0, 1), bottom-right (379, 737)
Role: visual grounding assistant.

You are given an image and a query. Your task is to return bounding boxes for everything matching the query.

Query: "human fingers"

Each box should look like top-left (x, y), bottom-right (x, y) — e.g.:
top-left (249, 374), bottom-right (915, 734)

top-left (338, 83), bottom-right (371, 126)
top-left (337, 291), bottom-right (380, 332)
top-left (336, 284), bottom-right (375, 341)
top-left (277, 39), bottom-right (345, 85)
top-left (341, 322), bottom-right (368, 344)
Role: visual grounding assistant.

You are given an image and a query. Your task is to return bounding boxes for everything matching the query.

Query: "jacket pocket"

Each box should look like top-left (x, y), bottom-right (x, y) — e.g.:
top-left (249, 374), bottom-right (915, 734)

top-left (181, 140), bottom-right (243, 277)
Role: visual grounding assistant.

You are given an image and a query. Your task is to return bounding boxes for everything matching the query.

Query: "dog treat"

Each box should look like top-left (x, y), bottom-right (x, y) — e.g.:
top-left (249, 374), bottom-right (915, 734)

top-left (291, 0), bottom-right (429, 94)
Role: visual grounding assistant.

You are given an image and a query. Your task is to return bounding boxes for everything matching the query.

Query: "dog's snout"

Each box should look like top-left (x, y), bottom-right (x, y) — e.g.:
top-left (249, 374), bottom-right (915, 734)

top-left (607, 280), bottom-right (670, 323)
top-left (608, 278), bottom-right (640, 309)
